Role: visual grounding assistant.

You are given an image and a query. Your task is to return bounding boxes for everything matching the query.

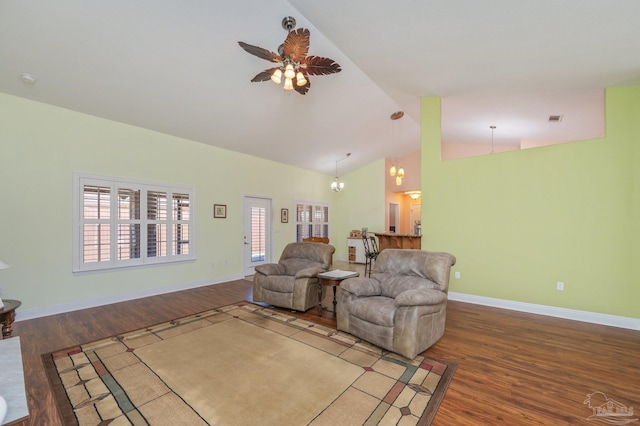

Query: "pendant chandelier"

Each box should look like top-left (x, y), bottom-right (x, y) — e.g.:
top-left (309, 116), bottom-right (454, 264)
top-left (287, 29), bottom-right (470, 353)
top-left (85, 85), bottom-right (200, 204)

top-left (331, 153), bottom-right (351, 192)
top-left (388, 111), bottom-right (405, 186)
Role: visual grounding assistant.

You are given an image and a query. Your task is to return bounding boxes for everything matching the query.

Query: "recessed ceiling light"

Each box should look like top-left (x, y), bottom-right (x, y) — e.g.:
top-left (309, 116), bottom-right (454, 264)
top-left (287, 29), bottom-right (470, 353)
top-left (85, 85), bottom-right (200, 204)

top-left (548, 115), bottom-right (563, 122)
top-left (20, 73), bottom-right (36, 84)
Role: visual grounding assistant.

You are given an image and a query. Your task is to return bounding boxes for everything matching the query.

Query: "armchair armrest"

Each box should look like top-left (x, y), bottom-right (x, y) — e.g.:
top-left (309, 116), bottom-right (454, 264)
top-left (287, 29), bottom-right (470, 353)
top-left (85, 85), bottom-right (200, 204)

top-left (340, 277), bottom-right (382, 297)
top-left (295, 267), bottom-right (325, 279)
top-left (395, 289), bottom-right (447, 307)
top-left (255, 263), bottom-right (286, 276)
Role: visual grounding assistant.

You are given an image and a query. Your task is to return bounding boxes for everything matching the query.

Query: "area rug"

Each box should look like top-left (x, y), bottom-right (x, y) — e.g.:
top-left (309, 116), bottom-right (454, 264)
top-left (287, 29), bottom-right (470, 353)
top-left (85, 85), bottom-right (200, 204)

top-left (43, 302), bottom-right (456, 425)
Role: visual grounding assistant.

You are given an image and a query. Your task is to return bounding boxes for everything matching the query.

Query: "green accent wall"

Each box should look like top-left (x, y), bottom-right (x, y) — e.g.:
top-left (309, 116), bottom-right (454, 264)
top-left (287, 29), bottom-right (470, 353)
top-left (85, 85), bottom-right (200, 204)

top-left (421, 86), bottom-right (639, 318)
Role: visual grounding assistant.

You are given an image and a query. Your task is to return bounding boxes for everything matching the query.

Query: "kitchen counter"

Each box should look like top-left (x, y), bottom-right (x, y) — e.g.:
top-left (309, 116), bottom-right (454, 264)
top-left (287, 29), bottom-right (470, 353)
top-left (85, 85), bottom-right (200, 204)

top-left (373, 232), bottom-right (421, 251)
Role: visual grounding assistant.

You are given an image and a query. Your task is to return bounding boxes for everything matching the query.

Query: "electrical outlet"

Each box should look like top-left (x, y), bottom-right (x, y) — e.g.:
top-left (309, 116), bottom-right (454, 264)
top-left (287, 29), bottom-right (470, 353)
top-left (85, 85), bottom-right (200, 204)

top-left (556, 281), bottom-right (564, 291)
top-left (454, 271), bottom-right (461, 279)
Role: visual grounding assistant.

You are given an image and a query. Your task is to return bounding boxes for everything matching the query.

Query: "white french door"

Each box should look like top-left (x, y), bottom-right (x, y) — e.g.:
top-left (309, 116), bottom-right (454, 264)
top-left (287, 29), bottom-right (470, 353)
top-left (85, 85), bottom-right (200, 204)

top-left (243, 197), bottom-right (272, 276)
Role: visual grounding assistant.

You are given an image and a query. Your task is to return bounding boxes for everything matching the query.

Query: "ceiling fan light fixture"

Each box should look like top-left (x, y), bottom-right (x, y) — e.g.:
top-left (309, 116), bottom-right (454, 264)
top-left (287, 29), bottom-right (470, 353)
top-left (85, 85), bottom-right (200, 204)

top-left (271, 69), bottom-right (282, 84)
top-left (296, 72), bottom-right (307, 86)
top-left (284, 64), bottom-right (295, 79)
top-left (238, 17), bottom-right (341, 95)
top-left (283, 78), bottom-right (294, 91)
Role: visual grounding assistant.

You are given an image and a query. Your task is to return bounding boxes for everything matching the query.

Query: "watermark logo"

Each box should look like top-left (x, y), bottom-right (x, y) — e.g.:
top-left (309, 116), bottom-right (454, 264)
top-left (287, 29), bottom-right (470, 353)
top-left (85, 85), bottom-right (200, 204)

top-left (584, 391), bottom-right (637, 424)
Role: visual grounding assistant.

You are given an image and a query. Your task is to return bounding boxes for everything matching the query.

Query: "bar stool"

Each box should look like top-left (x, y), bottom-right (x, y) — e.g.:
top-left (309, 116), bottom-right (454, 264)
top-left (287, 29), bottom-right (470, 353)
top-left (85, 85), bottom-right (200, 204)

top-left (362, 234), bottom-right (379, 277)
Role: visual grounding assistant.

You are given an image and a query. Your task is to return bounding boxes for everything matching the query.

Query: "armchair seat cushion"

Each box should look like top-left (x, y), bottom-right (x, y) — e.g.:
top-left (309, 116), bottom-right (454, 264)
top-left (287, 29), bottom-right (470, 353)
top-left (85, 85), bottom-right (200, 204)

top-left (349, 296), bottom-right (395, 327)
top-left (260, 275), bottom-right (295, 293)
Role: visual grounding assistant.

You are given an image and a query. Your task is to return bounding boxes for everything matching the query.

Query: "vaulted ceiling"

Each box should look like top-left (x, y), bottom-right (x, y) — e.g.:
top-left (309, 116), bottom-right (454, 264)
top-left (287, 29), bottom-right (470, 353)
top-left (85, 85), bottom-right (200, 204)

top-left (1, 1), bottom-right (638, 175)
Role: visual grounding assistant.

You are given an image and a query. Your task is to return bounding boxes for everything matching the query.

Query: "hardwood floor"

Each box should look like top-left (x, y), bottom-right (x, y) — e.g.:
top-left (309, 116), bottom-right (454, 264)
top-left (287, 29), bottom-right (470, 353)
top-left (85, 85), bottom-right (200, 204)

top-left (12, 272), bottom-right (640, 425)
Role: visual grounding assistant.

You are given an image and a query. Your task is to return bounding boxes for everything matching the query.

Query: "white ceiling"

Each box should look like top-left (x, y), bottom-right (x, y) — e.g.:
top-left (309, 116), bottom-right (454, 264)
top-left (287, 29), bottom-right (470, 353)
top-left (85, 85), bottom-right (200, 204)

top-left (1, 1), bottom-right (638, 175)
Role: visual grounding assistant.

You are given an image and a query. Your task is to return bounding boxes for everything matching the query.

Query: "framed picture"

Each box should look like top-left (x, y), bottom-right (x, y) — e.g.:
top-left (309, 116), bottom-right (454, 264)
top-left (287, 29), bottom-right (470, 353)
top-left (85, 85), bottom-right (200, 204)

top-left (214, 204), bottom-right (227, 219)
top-left (281, 208), bottom-right (289, 223)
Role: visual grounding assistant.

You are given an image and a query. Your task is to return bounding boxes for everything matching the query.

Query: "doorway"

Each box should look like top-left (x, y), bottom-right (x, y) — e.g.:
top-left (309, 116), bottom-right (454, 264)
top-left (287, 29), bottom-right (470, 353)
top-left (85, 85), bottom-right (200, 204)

top-left (388, 203), bottom-right (400, 233)
top-left (410, 203), bottom-right (422, 235)
top-left (243, 197), bottom-right (272, 276)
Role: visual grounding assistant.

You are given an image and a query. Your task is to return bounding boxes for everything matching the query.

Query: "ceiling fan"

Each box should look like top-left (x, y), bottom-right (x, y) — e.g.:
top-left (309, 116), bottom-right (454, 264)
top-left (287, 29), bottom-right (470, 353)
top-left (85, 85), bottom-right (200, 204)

top-left (238, 16), bottom-right (341, 95)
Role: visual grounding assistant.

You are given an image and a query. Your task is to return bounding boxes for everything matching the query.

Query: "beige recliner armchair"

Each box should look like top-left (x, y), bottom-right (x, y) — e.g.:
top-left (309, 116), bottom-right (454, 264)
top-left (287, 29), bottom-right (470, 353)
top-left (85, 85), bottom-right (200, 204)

top-left (253, 242), bottom-right (335, 312)
top-left (336, 249), bottom-right (456, 359)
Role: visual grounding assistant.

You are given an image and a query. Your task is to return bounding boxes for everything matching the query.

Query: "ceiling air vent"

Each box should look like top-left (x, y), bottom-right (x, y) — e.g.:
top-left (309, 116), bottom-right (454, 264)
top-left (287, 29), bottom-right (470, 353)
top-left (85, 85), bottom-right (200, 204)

top-left (548, 115), bottom-right (563, 122)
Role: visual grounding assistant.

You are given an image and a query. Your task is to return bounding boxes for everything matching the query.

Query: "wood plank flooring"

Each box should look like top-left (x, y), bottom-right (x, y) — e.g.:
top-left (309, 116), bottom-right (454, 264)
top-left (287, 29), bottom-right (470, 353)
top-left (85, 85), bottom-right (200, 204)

top-left (11, 272), bottom-right (640, 425)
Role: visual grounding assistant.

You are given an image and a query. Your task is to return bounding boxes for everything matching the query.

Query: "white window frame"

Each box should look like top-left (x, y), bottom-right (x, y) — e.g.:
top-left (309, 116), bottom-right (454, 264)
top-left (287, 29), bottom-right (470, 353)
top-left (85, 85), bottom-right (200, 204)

top-left (294, 200), bottom-right (330, 242)
top-left (73, 173), bottom-right (195, 272)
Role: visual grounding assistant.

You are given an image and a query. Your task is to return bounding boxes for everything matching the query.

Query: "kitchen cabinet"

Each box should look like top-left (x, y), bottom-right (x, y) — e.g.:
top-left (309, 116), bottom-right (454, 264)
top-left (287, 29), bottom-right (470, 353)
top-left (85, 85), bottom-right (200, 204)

top-left (347, 238), bottom-right (366, 263)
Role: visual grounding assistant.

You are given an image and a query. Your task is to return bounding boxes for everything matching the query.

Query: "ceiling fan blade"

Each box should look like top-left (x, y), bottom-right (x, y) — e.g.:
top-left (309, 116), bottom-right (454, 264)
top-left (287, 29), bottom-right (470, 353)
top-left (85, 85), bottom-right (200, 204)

top-left (238, 41), bottom-right (282, 63)
top-left (302, 56), bottom-right (342, 76)
top-left (294, 77), bottom-right (310, 95)
top-left (283, 28), bottom-right (310, 62)
top-left (251, 68), bottom-right (280, 82)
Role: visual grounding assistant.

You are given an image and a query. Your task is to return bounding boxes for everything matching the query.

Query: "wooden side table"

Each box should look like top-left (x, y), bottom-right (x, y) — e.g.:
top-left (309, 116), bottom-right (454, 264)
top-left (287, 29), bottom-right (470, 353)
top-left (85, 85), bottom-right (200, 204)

top-left (0, 299), bottom-right (21, 339)
top-left (317, 270), bottom-right (359, 316)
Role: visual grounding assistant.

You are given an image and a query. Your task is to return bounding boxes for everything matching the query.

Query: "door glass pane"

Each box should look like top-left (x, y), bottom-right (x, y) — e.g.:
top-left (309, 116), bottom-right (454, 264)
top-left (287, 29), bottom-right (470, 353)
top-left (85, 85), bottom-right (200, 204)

top-left (251, 206), bottom-right (266, 262)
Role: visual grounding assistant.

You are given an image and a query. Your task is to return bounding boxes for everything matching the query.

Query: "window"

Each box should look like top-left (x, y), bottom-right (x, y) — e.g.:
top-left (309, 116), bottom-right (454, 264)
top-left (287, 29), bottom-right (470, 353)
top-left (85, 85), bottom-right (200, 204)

top-left (74, 174), bottom-right (195, 272)
top-left (295, 201), bottom-right (330, 242)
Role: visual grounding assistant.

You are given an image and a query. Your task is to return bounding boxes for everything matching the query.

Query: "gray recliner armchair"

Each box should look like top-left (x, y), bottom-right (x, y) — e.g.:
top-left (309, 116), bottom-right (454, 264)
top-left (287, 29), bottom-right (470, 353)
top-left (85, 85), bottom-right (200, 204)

top-left (253, 242), bottom-right (335, 312)
top-left (336, 249), bottom-right (456, 359)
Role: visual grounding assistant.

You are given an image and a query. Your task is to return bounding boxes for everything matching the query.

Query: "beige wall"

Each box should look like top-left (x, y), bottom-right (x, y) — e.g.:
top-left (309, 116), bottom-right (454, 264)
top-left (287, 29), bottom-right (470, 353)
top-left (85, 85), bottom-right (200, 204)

top-left (0, 93), bottom-right (337, 312)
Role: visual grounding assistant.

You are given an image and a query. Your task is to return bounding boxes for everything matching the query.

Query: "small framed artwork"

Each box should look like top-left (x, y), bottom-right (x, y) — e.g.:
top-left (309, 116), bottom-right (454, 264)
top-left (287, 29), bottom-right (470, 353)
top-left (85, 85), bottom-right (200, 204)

top-left (214, 204), bottom-right (227, 219)
top-left (281, 208), bottom-right (289, 223)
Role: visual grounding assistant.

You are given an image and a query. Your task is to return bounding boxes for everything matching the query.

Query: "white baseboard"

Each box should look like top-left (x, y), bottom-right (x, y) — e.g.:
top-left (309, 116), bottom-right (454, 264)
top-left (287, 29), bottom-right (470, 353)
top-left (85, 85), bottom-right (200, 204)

top-left (16, 273), bottom-right (245, 321)
top-left (448, 292), bottom-right (640, 331)
top-left (16, 280), bottom-right (639, 331)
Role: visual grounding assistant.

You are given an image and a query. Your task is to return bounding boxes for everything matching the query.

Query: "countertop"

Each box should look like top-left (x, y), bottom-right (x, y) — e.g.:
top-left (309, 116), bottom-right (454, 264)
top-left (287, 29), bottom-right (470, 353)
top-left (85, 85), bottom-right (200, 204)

top-left (373, 232), bottom-right (422, 238)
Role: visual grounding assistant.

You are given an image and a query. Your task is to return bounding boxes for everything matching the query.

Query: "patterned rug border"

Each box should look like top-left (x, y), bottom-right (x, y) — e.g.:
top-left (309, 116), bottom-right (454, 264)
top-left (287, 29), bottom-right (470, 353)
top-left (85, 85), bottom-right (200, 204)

top-left (42, 301), bottom-right (456, 425)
